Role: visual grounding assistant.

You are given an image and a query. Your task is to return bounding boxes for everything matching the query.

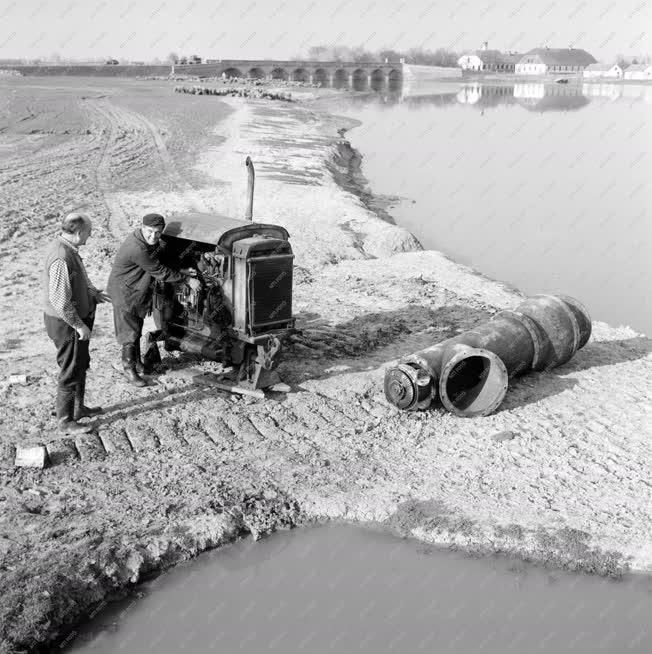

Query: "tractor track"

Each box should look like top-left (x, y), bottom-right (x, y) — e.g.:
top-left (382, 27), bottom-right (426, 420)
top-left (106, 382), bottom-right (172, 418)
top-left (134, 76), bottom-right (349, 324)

top-left (6, 383), bottom-right (394, 482)
top-left (81, 98), bottom-right (207, 237)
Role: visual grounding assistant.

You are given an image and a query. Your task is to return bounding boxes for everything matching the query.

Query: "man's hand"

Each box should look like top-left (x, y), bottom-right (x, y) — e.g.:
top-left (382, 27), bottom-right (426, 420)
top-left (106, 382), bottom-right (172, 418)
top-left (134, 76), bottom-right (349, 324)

top-left (76, 324), bottom-right (91, 341)
top-left (95, 289), bottom-right (112, 303)
top-left (180, 267), bottom-right (198, 278)
top-left (186, 277), bottom-right (201, 291)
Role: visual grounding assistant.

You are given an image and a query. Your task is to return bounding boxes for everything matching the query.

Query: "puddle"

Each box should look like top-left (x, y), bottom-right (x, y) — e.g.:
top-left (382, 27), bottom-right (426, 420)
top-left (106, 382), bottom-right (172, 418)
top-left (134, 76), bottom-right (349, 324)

top-left (66, 524), bottom-right (651, 653)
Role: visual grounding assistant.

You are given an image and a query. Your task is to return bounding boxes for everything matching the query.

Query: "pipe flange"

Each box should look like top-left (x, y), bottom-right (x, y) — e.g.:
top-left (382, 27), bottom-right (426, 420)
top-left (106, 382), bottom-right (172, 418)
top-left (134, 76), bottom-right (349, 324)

top-left (536, 294), bottom-right (580, 362)
top-left (493, 309), bottom-right (544, 372)
top-left (402, 353), bottom-right (439, 380)
top-left (384, 363), bottom-right (433, 411)
top-left (438, 347), bottom-right (509, 418)
top-left (557, 294), bottom-right (592, 349)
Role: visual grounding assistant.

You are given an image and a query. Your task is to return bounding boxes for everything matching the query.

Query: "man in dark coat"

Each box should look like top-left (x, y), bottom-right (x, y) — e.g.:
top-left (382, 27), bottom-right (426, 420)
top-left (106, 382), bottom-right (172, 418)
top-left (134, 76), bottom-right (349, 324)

top-left (43, 213), bottom-right (111, 434)
top-left (108, 213), bottom-right (196, 386)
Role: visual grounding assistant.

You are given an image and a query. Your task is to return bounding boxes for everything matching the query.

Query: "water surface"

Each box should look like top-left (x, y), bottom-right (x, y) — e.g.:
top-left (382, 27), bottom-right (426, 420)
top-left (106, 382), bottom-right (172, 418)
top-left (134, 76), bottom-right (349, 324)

top-left (323, 81), bottom-right (652, 334)
top-left (68, 524), bottom-right (651, 653)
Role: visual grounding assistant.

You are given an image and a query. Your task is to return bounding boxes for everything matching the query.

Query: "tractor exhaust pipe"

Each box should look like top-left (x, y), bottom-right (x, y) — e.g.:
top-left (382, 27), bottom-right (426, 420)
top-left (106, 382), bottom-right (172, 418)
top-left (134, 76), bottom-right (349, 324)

top-left (245, 156), bottom-right (255, 221)
top-left (384, 294), bottom-right (591, 418)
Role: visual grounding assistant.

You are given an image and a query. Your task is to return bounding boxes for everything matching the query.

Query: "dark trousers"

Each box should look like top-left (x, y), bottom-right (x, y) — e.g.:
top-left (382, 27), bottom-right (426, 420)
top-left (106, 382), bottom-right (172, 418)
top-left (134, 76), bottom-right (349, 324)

top-left (113, 305), bottom-right (144, 347)
top-left (44, 312), bottom-right (95, 395)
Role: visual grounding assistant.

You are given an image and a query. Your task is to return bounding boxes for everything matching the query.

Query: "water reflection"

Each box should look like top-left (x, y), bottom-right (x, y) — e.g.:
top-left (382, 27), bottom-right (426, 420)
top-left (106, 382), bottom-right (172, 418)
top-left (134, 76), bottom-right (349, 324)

top-left (513, 84), bottom-right (590, 112)
top-left (321, 76), bottom-right (652, 112)
top-left (457, 84), bottom-right (515, 107)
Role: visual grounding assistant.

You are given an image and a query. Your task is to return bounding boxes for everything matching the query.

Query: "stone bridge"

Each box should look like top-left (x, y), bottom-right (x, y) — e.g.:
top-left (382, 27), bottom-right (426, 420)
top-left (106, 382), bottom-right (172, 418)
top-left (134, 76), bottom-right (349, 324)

top-left (200, 59), bottom-right (403, 84)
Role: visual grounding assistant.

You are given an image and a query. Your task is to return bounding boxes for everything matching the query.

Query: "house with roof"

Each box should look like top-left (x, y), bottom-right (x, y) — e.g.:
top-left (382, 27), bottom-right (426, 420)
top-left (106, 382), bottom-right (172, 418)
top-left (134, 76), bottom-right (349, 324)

top-left (583, 63), bottom-right (623, 79)
top-left (457, 42), bottom-right (522, 72)
top-left (624, 63), bottom-right (652, 80)
top-left (515, 48), bottom-right (596, 75)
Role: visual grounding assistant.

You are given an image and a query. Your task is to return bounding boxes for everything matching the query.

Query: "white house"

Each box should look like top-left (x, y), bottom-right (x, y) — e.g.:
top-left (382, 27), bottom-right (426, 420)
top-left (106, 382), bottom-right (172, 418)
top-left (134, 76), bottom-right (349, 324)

top-left (515, 48), bottom-right (596, 75)
top-left (624, 63), bottom-right (652, 80)
top-left (457, 42), bottom-right (521, 72)
top-left (583, 63), bottom-right (623, 79)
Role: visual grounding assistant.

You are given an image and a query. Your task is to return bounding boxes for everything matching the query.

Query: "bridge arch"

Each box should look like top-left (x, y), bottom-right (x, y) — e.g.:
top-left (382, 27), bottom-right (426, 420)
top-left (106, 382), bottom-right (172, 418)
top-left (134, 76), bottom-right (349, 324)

top-left (247, 67), bottom-right (265, 79)
top-left (223, 67), bottom-right (243, 78)
top-left (292, 68), bottom-right (309, 82)
top-left (388, 68), bottom-right (402, 81)
top-left (370, 68), bottom-right (385, 90)
top-left (351, 68), bottom-right (368, 90)
top-left (333, 68), bottom-right (348, 87)
top-left (271, 67), bottom-right (289, 80)
top-left (313, 68), bottom-right (329, 85)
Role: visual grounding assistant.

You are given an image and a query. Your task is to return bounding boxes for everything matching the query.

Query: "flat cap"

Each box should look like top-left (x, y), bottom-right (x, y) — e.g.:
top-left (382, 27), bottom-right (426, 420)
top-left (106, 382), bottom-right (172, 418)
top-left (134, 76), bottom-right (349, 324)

top-left (142, 213), bottom-right (165, 227)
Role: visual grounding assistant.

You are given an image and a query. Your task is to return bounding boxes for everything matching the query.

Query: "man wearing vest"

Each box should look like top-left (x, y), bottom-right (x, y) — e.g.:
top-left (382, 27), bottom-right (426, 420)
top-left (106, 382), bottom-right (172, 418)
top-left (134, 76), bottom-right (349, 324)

top-left (107, 213), bottom-right (196, 387)
top-left (43, 213), bottom-right (111, 435)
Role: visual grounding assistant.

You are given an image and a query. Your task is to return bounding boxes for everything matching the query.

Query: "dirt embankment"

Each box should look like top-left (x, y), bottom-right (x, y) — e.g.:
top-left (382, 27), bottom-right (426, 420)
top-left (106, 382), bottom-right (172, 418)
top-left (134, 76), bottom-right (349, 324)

top-left (0, 78), bottom-right (650, 653)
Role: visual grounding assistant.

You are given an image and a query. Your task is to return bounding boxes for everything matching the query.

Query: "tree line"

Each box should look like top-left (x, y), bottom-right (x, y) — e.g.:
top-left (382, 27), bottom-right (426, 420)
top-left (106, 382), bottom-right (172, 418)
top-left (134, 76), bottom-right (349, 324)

top-left (3, 48), bottom-right (649, 68)
top-left (294, 45), bottom-right (460, 67)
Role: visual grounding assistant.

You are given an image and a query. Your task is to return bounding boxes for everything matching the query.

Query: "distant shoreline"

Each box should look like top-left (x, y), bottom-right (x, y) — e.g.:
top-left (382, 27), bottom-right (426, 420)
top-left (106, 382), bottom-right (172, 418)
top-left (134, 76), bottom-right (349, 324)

top-left (461, 72), bottom-right (652, 84)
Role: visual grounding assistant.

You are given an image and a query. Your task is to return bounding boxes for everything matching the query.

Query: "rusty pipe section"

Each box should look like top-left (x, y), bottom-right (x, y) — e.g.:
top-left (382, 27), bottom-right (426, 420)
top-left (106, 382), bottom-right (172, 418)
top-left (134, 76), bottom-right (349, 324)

top-left (384, 295), bottom-right (591, 418)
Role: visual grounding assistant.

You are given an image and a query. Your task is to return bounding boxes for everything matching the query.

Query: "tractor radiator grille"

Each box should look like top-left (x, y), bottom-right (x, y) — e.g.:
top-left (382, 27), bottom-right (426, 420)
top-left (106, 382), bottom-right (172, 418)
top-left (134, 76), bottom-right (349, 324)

top-left (248, 256), bottom-right (293, 331)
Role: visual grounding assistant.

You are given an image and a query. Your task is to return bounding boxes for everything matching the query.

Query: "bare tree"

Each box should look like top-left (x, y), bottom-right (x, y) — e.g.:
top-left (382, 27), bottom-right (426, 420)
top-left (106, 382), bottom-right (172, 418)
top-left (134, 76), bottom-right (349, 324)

top-left (615, 53), bottom-right (629, 69)
top-left (168, 52), bottom-right (179, 64)
top-left (299, 44), bottom-right (459, 66)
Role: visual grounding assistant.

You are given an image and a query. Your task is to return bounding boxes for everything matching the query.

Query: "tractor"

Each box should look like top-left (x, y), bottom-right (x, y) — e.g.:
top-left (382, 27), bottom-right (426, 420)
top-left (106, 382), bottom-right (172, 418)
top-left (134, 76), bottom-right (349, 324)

top-left (151, 158), bottom-right (295, 389)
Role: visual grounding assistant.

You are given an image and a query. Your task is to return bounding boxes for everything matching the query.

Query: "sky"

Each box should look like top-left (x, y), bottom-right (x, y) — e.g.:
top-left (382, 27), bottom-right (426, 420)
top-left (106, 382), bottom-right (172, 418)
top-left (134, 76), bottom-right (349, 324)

top-left (0, 0), bottom-right (649, 62)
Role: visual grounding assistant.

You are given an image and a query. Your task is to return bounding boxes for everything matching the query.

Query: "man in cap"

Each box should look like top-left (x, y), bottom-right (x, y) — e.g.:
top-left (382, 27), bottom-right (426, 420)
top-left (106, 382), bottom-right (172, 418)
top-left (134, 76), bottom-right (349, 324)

top-left (108, 213), bottom-right (196, 386)
top-left (43, 213), bottom-right (111, 434)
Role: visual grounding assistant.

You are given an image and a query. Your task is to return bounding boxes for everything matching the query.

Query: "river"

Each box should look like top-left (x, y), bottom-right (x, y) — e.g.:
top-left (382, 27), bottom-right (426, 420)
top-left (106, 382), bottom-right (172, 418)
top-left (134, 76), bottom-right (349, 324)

top-left (319, 79), bottom-right (651, 334)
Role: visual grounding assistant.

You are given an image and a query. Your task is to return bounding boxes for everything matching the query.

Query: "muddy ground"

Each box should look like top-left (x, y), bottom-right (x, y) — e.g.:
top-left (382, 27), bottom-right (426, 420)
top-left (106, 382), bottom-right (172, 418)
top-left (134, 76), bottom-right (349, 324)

top-left (0, 77), bottom-right (650, 653)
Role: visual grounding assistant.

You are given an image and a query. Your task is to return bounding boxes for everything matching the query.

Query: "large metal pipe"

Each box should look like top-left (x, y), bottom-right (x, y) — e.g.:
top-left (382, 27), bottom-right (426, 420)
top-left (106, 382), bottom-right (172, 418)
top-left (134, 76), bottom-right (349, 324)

top-left (245, 156), bottom-right (255, 221)
top-left (384, 294), bottom-right (591, 418)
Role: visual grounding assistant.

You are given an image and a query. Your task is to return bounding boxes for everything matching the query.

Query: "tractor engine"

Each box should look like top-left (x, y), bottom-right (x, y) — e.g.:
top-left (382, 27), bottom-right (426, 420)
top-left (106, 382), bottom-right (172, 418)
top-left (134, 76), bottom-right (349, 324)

top-left (152, 212), bottom-right (294, 389)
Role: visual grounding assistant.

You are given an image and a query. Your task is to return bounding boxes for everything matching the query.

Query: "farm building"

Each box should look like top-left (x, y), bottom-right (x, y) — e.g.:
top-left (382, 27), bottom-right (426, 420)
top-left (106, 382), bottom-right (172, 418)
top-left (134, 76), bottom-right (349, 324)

top-left (457, 43), bottom-right (522, 72)
top-left (515, 48), bottom-right (596, 75)
top-left (624, 63), bottom-right (652, 80)
top-left (583, 63), bottom-right (623, 79)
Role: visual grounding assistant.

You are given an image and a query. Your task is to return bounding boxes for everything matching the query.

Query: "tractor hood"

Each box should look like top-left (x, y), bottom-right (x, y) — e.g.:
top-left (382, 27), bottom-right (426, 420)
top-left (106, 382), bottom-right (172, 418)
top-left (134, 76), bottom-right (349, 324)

top-left (163, 211), bottom-right (290, 251)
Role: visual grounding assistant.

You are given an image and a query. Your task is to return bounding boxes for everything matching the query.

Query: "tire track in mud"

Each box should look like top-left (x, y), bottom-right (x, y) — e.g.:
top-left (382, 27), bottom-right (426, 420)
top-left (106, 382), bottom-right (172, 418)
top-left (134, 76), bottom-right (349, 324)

top-left (23, 383), bottom-right (385, 469)
top-left (83, 101), bottom-right (127, 237)
top-left (83, 100), bottom-right (153, 237)
top-left (82, 99), bottom-right (207, 237)
top-left (0, 131), bottom-right (103, 252)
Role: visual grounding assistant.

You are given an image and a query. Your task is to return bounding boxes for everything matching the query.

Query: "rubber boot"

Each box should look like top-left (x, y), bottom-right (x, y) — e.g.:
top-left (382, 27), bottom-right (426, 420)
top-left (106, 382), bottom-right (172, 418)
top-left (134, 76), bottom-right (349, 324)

top-left (142, 331), bottom-right (163, 374)
top-left (133, 339), bottom-right (145, 375)
top-left (122, 343), bottom-right (147, 387)
top-left (56, 386), bottom-right (92, 435)
top-left (73, 377), bottom-right (103, 420)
